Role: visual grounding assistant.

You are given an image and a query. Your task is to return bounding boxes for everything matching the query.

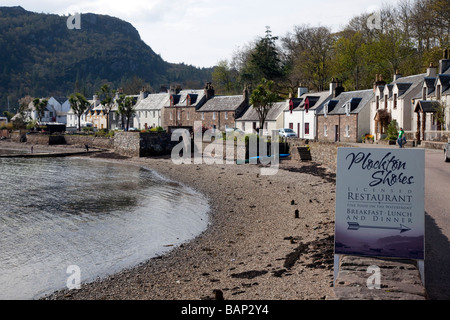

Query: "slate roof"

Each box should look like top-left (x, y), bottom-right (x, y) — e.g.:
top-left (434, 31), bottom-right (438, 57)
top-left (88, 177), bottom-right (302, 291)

top-left (134, 93), bottom-right (169, 111)
top-left (237, 101), bottom-right (287, 122)
top-left (197, 95), bottom-right (246, 112)
top-left (414, 100), bottom-right (441, 113)
top-left (322, 89), bottom-right (374, 115)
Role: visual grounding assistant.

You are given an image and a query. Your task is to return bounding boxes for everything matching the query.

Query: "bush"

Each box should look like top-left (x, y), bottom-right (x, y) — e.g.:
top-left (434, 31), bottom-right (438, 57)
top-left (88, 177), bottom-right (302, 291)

top-left (386, 120), bottom-right (399, 141)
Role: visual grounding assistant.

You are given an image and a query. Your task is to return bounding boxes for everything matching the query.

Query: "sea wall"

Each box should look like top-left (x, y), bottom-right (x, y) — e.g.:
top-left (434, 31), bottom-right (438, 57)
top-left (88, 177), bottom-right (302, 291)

top-left (114, 132), bottom-right (177, 157)
top-left (23, 133), bottom-right (114, 149)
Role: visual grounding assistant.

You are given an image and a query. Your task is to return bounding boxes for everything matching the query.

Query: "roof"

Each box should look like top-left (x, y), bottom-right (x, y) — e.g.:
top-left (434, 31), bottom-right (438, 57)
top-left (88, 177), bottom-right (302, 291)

top-left (197, 95), bottom-right (246, 112)
top-left (414, 100), bottom-right (441, 113)
top-left (392, 73), bottom-right (426, 98)
top-left (237, 101), bottom-right (287, 122)
top-left (170, 90), bottom-right (206, 107)
top-left (134, 93), bottom-right (169, 111)
top-left (323, 89), bottom-right (374, 115)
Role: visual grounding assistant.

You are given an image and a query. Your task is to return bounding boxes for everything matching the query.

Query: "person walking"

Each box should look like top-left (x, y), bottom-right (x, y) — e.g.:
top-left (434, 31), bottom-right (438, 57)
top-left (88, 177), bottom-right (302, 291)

top-left (398, 128), bottom-right (406, 148)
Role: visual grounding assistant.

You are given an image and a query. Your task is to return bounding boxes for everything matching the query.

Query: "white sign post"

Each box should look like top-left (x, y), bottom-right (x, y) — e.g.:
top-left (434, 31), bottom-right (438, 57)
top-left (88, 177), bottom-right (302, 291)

top-left (334, 148), bottom-right (425, 283)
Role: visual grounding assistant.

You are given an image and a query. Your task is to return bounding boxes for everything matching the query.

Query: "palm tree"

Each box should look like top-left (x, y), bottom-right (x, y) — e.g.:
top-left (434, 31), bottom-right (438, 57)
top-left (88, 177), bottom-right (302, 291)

top-left (32, 98), bottom-right (48, 124)
top-left (250, 79), bottom-right (280, 132)
top-left (69, 93), bottom-right (90, 132)
top-left (116, 95), bottom-right (136, 131)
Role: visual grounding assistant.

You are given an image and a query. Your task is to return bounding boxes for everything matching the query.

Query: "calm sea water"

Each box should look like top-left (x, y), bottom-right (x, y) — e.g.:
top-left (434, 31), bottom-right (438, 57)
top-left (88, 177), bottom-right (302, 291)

top-left (0, 156), bottom-right (210, 299)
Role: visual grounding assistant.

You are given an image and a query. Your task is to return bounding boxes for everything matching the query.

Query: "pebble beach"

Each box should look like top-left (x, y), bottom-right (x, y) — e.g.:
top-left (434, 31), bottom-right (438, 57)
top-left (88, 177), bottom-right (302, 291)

top-left (44, 151), bottom-right (337, 300)
top-left (1, 141), bottom-right (337, 300)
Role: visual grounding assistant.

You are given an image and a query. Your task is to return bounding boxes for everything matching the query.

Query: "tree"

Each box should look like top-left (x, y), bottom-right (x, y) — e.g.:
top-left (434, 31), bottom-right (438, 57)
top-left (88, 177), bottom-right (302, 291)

top-left (249, 79), bottom-right (280, 132)
top-left (116, 95), bottom-right (136, 131)
top-left (32, 98), bottom-right (48, 124)
top-left (98, 84), bottom-right (116, 131)
top-left (211, 60), bottom-right (240, 94)
top-left (69, 93), bottom-right (90, 132)
top-left (281, 25), bottom-right (335, 92)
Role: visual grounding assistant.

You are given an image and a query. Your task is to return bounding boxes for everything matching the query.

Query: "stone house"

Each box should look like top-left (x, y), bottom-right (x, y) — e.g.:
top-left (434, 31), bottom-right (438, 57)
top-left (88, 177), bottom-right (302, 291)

top-left (163, 85), bottom-right (207, 133)
top-left (317, 89), bottom-right (374, 143)
top-left (192, 83), bottom-right (250, 132)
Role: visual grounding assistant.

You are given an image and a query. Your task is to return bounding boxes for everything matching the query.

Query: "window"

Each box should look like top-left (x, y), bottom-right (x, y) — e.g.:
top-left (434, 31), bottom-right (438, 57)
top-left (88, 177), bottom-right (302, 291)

top-left (437, 85), bottom-right (441, 100)
top-left (201, 112), bottom-right (205, 120)
top-left (422, 87), bottom-right (427, 100)
top-left (305, 123), bottom-right (310, 135)
top-left (289, 123), bottom-right (293, 130)
top-left (393, 94), bottom-right (398, 109)
top-left (324, 125), bottom-right (328, 137)
top-left (213, 112), bottom-right (216, 120)
top-left (376, 96), bottom-right (379, 110)
top-left (345, 125), bottom-right (350, 137)
top-left (177, 110), bottom-right (181, 121)
top-left (186, 111), bottom-right (189, 120)
top-left (242, 122), bottom-right (245, 131)
top-left (224, 112), bottom-right (228, 120)
top-left (170, 112), bottom-right (173, 120)
top-left (153, 111), bottom-right (155, 118)
top-left (384, 95), bottom-right (388, 109)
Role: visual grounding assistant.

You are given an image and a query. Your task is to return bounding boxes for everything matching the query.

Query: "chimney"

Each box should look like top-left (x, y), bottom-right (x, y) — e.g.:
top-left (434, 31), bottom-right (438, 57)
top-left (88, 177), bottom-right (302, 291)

top-left (439, 49), bottom-right (450, 74)
top-left (373, 74), bottom-right (386, 93)
top-left (393, 70), bottom-right (402, 81)
top-left (204, 82), bottom-right (215, 100)
top-left (243, 85), bottom-right (249, 104)
top-left (427, 63), bottom-right (437, 77)
top-left (334, 79), bottom-right (345, 98)
top-left (93, 95), bottom-right (99, 107)
top-left (330, 78), bottom-right (337, 97)
top-left (298, 86), bottom-right (308, 98)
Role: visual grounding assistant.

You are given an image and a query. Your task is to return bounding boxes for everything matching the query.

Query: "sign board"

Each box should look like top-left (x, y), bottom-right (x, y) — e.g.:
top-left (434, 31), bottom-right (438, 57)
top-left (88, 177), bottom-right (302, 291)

top-left (334, 148), bottom-right (425, 260)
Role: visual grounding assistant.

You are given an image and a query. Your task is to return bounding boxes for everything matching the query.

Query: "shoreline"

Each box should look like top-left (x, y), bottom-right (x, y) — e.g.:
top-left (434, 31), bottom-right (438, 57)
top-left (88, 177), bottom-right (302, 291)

top-left (1, 141), bottom-right (337, 300)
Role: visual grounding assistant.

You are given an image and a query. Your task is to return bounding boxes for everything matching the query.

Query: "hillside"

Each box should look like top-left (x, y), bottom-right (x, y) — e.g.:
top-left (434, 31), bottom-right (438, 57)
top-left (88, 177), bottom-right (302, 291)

top-left (0, 6), bottom-right (213, 111)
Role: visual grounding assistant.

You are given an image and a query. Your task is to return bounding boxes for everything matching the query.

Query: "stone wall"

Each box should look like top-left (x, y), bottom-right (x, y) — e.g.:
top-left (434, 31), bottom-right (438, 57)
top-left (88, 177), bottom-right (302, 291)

top-left (288, 139), bottom-right (356, 172)
top-left (64, 135), bottom-right (114, 149)
top-left (114, 132), bottom-right (177, 157)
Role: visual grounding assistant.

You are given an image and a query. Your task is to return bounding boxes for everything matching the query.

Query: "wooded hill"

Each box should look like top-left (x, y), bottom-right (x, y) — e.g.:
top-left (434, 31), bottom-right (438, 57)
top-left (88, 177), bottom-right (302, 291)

top-left (0, 6), bottom-right (213, 112)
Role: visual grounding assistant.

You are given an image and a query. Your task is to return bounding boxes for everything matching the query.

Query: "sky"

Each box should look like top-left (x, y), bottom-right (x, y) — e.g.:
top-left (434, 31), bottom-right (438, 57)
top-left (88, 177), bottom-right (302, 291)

top-left (2, 0), bottom-right (401, 68)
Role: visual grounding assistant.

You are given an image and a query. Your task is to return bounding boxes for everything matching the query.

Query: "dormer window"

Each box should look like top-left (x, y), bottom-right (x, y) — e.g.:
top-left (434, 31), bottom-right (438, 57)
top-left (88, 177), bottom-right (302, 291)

top-left (422, 87), bottom-right (427, 100)
top-left (376, 96), bottom-right (380, 110)
top-left (437, 84), bottom-right (441, 100)
top-left (393, 93), bottom-right (398, 109)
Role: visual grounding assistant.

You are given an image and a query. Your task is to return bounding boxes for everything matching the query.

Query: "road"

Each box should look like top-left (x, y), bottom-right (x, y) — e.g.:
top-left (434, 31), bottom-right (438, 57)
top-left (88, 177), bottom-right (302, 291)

top-left (424, 148), bottom-right (450, 299)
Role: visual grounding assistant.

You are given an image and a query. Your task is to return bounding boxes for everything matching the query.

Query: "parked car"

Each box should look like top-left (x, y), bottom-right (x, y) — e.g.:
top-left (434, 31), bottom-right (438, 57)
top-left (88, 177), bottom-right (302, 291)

top-left (225, 128), bottom-right (245, 135)
top-left (445, 142), bottom-right (450, 162)
top-left (278, 128), bottom-right (297, 138)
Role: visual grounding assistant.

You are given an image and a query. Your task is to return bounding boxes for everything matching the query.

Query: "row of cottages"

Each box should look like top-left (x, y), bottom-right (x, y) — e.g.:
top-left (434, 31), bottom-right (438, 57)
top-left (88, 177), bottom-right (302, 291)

top-left (163, 83), bottom-right (250, 133)
top-left (370, 51), bottom-right (450, 142)
top-left (67, 91), bottom-right (142, 130)
top-left (278, 79), bottom-right (374, 143)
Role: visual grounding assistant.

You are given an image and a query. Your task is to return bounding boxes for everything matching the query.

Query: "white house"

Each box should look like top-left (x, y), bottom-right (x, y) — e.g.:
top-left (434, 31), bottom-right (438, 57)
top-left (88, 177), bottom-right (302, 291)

top-left (283, 81), bottom-right (342, 140)
top-left (412, 52), bottom-right (450, 142)
top-left (236, 101), bottom-right (286, 135)
top-left (27, 96), bottom-right (70, 124)
top-left (133, 91), bottom-right (168, 130)
top-left (370, 71), bottom-right (426, 141)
